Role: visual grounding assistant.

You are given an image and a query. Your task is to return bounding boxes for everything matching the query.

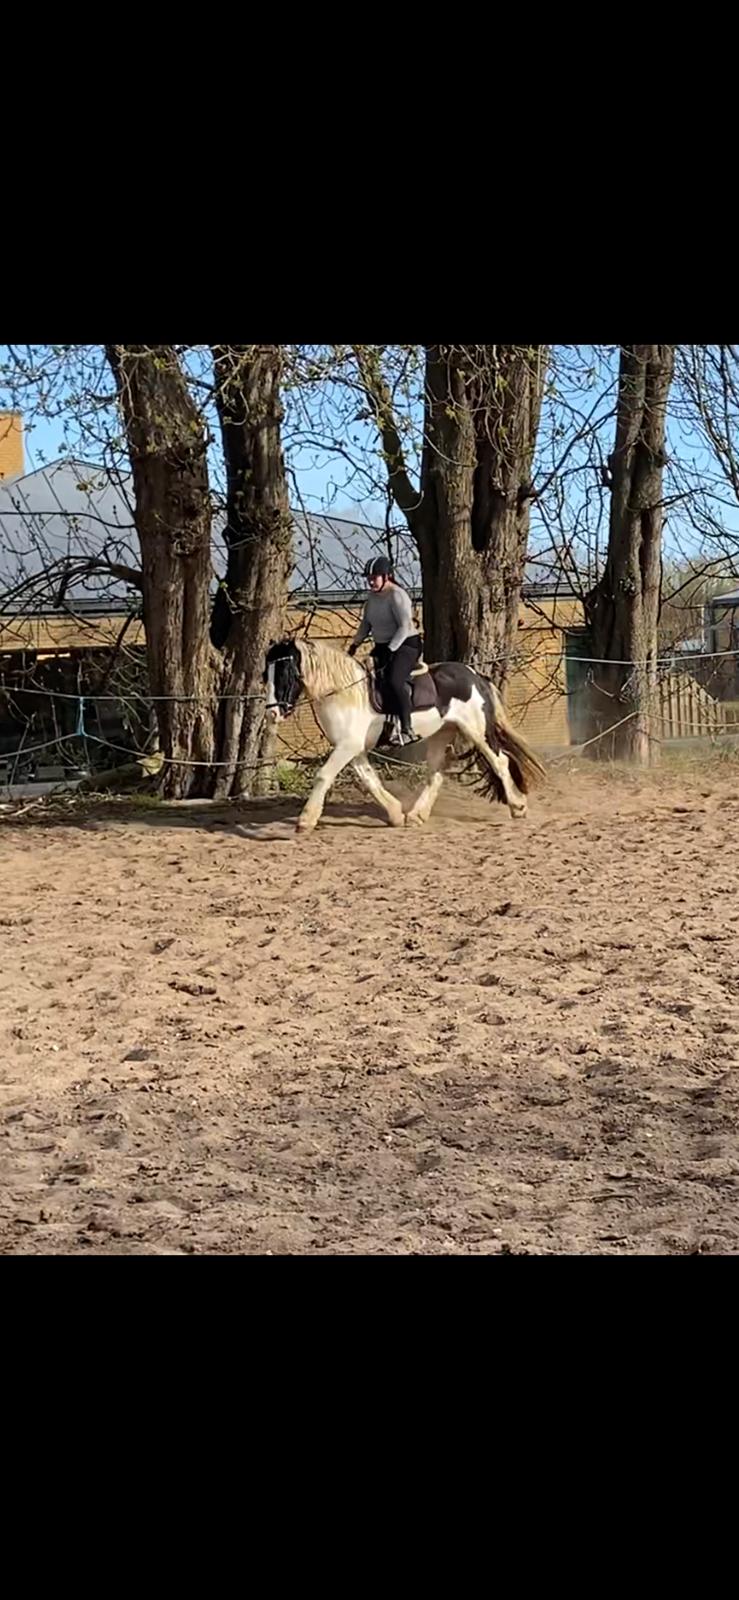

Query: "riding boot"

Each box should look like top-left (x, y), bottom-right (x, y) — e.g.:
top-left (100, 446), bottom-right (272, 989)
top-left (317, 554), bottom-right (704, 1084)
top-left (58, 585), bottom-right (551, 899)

top-left (398, 683), bottom-right (420, 745)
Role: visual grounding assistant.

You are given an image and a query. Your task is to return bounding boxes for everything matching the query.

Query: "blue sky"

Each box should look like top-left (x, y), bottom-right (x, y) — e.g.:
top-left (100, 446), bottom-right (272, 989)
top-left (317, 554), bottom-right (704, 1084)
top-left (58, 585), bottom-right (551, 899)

top-left (3, 345), bottom-right (738, 572)
top-left (5, 373), bottom-right (389, 525)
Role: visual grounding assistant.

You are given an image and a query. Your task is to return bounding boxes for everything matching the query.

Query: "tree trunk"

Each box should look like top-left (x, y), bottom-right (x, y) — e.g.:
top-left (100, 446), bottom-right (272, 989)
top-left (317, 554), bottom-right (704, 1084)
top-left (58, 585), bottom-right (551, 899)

top-left (585, 345), bottom-right (675, 763)
top-left (210, 346), bottom-right (292, 798)
top-left (417, 345), bottom-right (545, 689)
top-left (105, 344), bottom-right (218, 798)
top-left (107, 344), bottom-right (292, 800)
top-left (355, 344), bottom-right (546, 694)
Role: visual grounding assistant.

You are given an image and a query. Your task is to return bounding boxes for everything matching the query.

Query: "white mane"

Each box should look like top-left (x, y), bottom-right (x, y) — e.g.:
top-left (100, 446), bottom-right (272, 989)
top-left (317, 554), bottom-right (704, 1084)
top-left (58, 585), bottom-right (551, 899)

top-left (297, 639), bottom-right (370, 708)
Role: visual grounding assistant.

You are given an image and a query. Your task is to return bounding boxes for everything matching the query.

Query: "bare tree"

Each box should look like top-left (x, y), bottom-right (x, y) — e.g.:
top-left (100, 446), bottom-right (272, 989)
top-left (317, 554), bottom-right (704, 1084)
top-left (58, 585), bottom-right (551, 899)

top-left (210, 345), bottom-right (292, 798)
top-left (585, 345), bottom-right (675, 762)
top-left (352, 344), bottom-right (547, 691)
top-left (103, 344), bottom-right (293, 798)
top-left (105, 345), bottom-right (218, 796)
top-left (671, 345), bottom-right (739, 578)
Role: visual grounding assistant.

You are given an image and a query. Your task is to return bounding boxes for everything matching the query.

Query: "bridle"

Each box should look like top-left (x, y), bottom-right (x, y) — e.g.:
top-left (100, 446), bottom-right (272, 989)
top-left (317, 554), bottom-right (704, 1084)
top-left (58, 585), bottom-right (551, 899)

top-left (267, 650), bottom-right (303, 719)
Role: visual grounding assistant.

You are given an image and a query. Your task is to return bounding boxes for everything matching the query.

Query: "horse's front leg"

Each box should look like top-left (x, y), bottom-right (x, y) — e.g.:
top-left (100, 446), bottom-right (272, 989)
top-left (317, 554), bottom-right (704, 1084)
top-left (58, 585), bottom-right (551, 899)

top-left (351, 754), bottom-right (404, 828)
top-left (296, 743), bottom-right (359, 834)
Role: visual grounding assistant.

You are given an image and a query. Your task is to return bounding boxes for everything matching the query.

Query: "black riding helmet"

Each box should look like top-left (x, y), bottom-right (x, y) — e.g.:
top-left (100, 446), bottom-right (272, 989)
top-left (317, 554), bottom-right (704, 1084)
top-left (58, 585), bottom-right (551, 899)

top-left (364, 555), bottom-right (393, 580)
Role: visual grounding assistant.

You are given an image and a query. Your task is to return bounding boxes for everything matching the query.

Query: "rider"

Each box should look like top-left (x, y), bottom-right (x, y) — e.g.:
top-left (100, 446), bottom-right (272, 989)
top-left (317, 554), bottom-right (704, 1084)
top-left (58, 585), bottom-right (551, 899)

top-left (348, 555), bottom-right (422, 745)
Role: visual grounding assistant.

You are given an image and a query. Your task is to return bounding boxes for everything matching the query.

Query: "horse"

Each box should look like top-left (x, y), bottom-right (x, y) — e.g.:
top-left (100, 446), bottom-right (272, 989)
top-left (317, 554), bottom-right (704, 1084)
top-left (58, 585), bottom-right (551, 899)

top-left (264, 637), bottom-right (546, 834)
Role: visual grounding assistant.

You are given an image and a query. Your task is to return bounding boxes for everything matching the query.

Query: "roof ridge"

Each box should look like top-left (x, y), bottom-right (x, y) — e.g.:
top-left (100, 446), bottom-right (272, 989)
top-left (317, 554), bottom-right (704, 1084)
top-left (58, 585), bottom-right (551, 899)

top-left (0, 455), bottom-right (133, 491)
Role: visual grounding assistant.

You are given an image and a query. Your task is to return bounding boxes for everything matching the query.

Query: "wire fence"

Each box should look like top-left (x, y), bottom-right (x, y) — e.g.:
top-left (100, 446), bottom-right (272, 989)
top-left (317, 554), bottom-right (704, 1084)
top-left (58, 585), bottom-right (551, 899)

top-left (3, 461), bottom-right (737, 797)
top-left (1, 639), bottom-right (738, 798)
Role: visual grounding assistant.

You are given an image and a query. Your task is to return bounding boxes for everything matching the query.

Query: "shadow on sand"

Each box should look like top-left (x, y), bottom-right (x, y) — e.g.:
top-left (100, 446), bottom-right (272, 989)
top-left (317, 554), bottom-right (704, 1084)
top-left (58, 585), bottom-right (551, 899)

top-left (0, 793), bottom-right (407, 841)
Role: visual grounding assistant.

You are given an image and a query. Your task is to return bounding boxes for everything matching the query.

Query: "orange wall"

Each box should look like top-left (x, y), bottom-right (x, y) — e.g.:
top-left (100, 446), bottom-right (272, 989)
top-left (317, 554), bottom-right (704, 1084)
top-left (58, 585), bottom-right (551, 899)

top-left (0, 412), bottom-right (24, 482)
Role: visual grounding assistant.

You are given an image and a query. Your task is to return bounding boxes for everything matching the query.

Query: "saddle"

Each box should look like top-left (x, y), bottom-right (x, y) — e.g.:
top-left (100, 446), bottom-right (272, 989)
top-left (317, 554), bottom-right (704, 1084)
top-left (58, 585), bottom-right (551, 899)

top-left (367, 658), bottom-right (439, 720)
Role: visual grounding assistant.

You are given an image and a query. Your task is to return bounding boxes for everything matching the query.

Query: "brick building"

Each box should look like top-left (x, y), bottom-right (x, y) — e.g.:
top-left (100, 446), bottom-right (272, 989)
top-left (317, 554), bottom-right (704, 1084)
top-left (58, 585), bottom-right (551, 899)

top-left (0, 413), bottom-right (585, 774)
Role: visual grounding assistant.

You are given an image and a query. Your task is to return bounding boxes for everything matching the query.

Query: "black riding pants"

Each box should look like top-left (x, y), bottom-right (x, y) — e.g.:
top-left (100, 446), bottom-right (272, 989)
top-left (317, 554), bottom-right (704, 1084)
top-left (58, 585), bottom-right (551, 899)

top-left (374, 636), bottom-right (422, 732)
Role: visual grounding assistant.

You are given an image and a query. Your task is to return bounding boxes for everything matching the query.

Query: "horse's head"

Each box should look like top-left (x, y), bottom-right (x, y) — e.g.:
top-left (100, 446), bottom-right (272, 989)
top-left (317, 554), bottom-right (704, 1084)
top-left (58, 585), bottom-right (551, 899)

top-left (264, 639), bottom-right (303, 721)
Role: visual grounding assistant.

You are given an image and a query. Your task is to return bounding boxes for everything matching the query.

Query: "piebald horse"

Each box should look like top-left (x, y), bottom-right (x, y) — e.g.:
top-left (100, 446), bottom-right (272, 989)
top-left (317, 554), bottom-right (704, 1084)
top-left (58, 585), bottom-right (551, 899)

top-left (264, 638), bottom-right (545, 834)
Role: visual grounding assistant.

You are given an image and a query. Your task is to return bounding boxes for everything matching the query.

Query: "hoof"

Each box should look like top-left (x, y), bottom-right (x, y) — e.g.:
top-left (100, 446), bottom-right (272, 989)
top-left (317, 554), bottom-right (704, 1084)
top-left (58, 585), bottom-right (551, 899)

top-left (388, 810), bottom-right (405, 828)
top-left (509, 802), bottom-right (527, 821)
top-left (296, 818), bottom-right (317, 835)
top-left (405, 810), bottom-right (427, 827)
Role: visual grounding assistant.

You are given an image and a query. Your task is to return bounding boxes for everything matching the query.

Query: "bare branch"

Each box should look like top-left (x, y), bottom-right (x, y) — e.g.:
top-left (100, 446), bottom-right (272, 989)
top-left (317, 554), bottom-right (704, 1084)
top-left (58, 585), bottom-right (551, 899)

top-left (350, 346), bottom-right (423, 531)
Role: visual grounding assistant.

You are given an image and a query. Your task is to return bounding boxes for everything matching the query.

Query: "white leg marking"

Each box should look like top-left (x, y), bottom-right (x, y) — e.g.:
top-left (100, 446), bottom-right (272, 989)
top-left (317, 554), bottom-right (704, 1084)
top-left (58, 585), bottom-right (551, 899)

top-left (351, 754), bottom-right (404, 828)
top-left (445, 697), bottom-right (526, 818)
top-left (297, 743), bottom-right (360, 833)
top-left (265, 662), bottom-right (279, 716)
top-left (479, 741), bottom-right (527, 817)
top-left (406, 730), bottom-right (453, 826)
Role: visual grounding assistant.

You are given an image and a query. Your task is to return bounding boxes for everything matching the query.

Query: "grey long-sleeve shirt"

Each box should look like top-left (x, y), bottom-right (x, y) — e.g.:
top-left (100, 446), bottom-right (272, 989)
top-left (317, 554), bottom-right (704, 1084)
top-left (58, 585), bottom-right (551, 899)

top-left (351, 585), bottom-right (415, 652)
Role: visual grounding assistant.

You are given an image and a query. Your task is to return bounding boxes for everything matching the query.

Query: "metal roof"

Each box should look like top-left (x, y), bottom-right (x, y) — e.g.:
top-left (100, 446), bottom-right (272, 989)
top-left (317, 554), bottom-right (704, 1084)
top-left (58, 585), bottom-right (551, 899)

top-left (0, 458), bottom-right (574, 614)
top-left (707, 587), bottom-right (739, 607)
top-left (0, 459), bottom-right (138, 612)
top-left (291, 513), bottom-right (420, 595)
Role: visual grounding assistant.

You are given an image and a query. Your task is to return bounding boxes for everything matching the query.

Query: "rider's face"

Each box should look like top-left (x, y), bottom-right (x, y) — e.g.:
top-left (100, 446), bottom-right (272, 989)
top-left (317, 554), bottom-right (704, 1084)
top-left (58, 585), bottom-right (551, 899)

top-left (368, 573), bottom-right (386, 592)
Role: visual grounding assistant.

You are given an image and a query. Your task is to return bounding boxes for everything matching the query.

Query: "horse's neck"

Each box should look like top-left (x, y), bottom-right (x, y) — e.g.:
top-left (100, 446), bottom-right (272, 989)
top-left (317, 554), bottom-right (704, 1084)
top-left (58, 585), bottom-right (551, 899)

top-left (301, 646), bottom-right (367, 709)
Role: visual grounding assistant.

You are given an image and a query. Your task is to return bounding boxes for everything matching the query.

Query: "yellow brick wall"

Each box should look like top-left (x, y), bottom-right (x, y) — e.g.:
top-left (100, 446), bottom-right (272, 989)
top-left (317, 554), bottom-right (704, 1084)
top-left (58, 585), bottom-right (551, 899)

top-left (274, 598), bottom-right (584, 760)
top-left (0, 597), bottom-right (585, 756)
top-left (0, 615), bottom-right (146, 653)
top-left (505, 598), bottom-right (583, 748)
top-left (0, 412), bottom-right (24, 482)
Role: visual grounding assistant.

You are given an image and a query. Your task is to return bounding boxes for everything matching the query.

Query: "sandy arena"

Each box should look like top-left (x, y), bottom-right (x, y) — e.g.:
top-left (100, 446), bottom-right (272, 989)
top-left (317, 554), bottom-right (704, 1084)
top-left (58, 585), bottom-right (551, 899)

top-left (1, 756), bottom-right (738, 1255)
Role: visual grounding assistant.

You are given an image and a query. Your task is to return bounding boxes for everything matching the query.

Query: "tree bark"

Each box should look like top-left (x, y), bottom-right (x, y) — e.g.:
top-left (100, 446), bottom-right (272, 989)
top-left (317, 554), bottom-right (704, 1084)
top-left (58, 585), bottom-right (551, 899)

top-left (585, 345), bottom-right (675, 763)
top-left (106, 344), bottom-right (292, 800)
top-left (105, 344), bottom-right (218, 798)
top-left (355, 344), bottom-right (546, 693)
top-left (418, 345), bottom-right (545, 688)
top-left (210, 345), bottom-right (292, 798)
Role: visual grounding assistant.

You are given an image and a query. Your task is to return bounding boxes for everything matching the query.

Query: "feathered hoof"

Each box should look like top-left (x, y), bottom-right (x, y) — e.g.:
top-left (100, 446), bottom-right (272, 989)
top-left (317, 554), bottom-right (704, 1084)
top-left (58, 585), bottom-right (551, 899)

top-left (405, 810), bottom-right (427, 827)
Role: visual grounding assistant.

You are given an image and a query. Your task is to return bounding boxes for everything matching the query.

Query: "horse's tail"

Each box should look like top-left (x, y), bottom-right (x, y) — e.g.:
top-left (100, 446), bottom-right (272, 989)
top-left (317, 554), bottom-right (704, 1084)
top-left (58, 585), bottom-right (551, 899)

top-left (473, 672), bottom-right (546, 799)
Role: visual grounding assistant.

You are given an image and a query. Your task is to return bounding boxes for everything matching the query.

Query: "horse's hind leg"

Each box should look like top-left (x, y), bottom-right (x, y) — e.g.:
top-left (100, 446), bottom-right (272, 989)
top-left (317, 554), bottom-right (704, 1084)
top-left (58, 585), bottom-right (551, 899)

top-left (296, 743), bottom-right (359, 833)
top-left (352, 754), bottom-right (404, 828)
top-left (406, 730), bottom-right (453, 826)
top-left (478, 740), bottom-right (526, 817)
top-left (452, 700), bottom-right (526, 818)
